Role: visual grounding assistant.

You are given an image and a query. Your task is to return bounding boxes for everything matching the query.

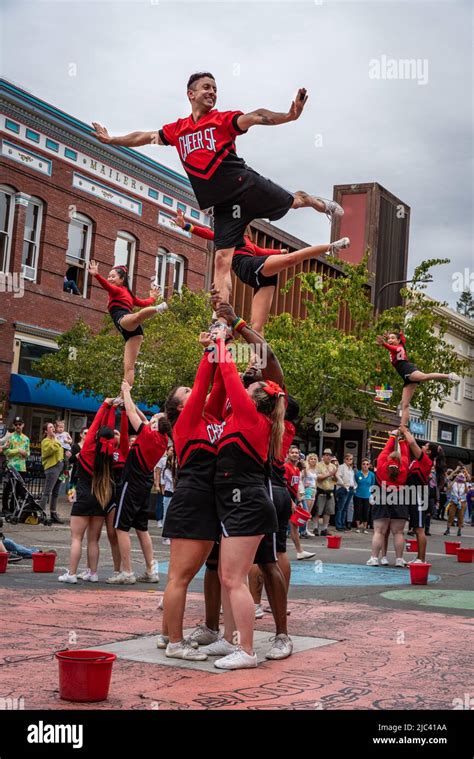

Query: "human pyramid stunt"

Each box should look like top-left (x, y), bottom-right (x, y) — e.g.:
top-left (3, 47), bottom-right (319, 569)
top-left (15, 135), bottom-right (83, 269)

top-left (40, 71), bottom-right (461, 673)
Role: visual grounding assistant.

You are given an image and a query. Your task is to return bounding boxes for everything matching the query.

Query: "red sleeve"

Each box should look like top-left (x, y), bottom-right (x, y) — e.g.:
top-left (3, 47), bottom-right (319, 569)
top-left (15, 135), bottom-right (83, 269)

top-left (189, 224), bottom-right (214, 241)
top-left (103, 404), bottom-right (116, 430)
top-left (119, 409), bottom-right (129, 459)
top-left (132, 294), bottom-right (155, 307)
top-left (94, 273), bottom-right (120, 296)
top-left (177, 351), bottom-right (215, 429)
top-left (159, 121), bottom-right (178, 146)
top-left (80, 402), bottom-right (110, 463)
top-left (223, 110), bottom-right (248, 137)
top-left (216, 339), bottom-right (259, 425)
top-left (382, 342), bottom-right (398, 356)
top-left (204, 363), bottom-right (226, 422)
top-left (251, 243), bottom-right (283, 257)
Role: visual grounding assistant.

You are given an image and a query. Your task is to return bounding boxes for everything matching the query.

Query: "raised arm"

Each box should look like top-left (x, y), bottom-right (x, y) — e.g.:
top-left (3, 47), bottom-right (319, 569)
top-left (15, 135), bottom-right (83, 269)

top-left (215, 337), bottom-right (259, 424)
top-left (121, 381), bottom-right (143, 432)
top-left (174, 210), bottom-right (214, 241)
top-left (89, 267), bottom-right (119, 296)
top-left (179, 339), bottom-right (216, 427)
top-left (119, 409), bottom-right (130, 458)
top-left (91, 123), bottom-right (162, 147)
top-left (399, 425), bottom-right (423, 459)
top-left (204, 363), bottom-right (226, 421)
top-left (236, 88), bottom-right (308, 131)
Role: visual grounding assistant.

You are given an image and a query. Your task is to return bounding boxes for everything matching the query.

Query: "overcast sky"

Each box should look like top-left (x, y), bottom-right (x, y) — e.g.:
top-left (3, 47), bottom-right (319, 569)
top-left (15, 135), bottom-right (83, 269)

top-left (1, 0), bottom-right (472, 309)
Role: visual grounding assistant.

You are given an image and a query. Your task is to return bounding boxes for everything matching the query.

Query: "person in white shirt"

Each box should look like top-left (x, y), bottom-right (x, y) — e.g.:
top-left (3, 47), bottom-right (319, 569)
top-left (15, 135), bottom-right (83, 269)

top-left (155, 446), bottom-right (174, 545)
top-left (335, 454), bottom-right (356, 532)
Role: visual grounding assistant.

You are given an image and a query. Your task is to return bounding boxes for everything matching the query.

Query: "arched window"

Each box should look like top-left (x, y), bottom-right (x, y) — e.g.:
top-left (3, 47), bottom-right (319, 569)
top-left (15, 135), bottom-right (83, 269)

top-left (21, 196), bottom-right (44, 281)
top-left (65, 212), bottom-right (93, 297)
top-left (114, 231), bottom-right (137, 286)
top-left (155, 247), bottom-right (168, 291)
top-left (171, 254), bottom-right (185, 293)
top-left (0, 185), bottom-right (16, 272)
top-left (155, 248), bottom-right (186, 293)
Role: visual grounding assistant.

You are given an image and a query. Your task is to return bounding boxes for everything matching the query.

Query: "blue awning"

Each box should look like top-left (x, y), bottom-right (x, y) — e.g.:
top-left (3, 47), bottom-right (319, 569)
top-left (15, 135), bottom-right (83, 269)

top-left (9, 374), bottom-right (159, 415)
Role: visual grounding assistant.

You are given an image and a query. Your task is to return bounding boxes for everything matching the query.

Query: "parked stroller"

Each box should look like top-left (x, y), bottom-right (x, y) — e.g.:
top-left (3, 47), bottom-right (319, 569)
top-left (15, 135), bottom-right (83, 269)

top-left (2, 466), bottom-right (51, 526)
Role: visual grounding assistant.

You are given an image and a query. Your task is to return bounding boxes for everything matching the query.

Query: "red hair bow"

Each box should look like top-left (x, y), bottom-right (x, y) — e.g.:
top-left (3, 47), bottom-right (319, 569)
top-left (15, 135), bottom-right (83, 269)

top-left (263, 381), bottom-right (285, 398)
top-left (99, 437), bottom-right (115, 455)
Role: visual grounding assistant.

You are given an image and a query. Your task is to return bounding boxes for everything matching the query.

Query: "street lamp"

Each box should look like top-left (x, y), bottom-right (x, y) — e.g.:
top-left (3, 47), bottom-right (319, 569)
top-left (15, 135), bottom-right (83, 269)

top-left (375, 277), bottom-right (433, 314)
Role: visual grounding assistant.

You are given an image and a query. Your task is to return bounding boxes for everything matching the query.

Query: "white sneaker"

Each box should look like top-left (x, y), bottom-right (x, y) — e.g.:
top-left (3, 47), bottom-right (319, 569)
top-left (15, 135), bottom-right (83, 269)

top-left (214, 647), bottom-right (258, 670)
top-left (84, 571), bottom-right (99, 582)
top-left (156, 634), bottom-right (169, 649)
top-left (105, 571), bottom-right (136, 584)
top-left (136, 570), bottom-right (160, 583)
top-left (296, 551), bottom-right (316, 560)
top-left (317, 197), bottom-right (344, 221)
top-left (165, 640), bottom-right (208, 661)
top-left (200, 637), bottom-right (237, 657)
top-left (380, 556), bottom-right (389, 566)
top-left (157, 520), bottom-right (163, 528)
top-left (187, 623), bottom-right (220, 646)
top-left (265, 634), bottom-right (293, 660)
top-left (366, 557), bottom-right (379, 566)
top-left (355, 529), bottom-right (361, 533)
top-left (255, 603), bottom-right (265, 619)
top-left (327, 237), bottom-right (350, 257)
top-left (77, 568), bottom-right (92, 580)
top-left (158, 597), bottom-right (164, 610)
top-left (106, 571), bottom-right (121, 584)
top-left (58, 570), bottom-right (77, 584)
top-left (305, 530), bottom-right (315, 537)
top-left (162, 538), bottom-right (171, 546)
top-left (395, 558), bottom-right (408, 568)
top-left (155, 302), bottom-right (168, 314)
top-left (448, 373), bottom-right (460, 383)
top-left (408, 558), bottom-right (423, 564)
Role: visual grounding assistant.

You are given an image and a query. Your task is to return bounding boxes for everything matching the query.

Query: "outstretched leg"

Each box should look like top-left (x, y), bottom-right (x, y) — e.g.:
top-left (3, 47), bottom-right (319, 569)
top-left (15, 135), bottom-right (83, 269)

top-left (120, 304), bottom-right (166, 332)
top-left (123, 334), bottom-right (143, 386)
top-left (408, 370), bottom-right (457, 382)
top-left (400, 383), bottom-right (418, 427)
top-left (292, 191), bottom-right (343, 220)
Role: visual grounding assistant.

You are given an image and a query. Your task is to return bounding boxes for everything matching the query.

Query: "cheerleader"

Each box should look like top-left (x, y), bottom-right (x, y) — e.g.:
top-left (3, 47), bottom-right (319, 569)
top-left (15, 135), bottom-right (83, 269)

top-left (112, 381), bottom-right (170, 584)
top-left (58, 400), bottom-right (117, 583)
top-left (88, 260), bottom-right (167, 386)
top-left (209, 329), bottom-right (285, 670)
top-left (376, 331), bottom-right (460, 427)
top-left (159, 333), bottom-right (223, 661)
top-left (174, 209), bottom-right (349, 334)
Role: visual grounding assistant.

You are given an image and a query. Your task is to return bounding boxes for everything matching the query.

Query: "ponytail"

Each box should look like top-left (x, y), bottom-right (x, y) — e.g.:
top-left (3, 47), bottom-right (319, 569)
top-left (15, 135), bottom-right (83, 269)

top-left (253, 383), bottom-right (286, 461)
top-left (92, 426), bottom-right (115, 508)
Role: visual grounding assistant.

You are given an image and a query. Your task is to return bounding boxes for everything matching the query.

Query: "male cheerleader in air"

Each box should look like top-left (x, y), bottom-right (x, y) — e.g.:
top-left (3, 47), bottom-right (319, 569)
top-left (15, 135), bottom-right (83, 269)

top-left (92, 72), bottom-right (343, 306)
top-left (376, 330), bottom-right (460, 428)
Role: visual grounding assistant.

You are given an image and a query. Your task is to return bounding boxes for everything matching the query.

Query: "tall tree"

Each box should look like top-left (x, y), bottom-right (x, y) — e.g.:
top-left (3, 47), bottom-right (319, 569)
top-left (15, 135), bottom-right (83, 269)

top-left (456, 289), bottom-right (474, 319)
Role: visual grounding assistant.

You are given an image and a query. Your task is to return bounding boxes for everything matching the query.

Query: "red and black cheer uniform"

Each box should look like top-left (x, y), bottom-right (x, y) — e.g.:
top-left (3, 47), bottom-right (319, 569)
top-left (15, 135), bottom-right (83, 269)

top-left (268, 420), bottom-right (296, 554)
top-left (406, 452), bottom-right (433, 529)
top-left (214, 338), bottom-right (278, 538)
top-left (372, 436), bottom-right (410, 521)
top-left (71, 402), bottom-right (115, 518)
top-left (159, 109), bottom-right (294, 251)
top-left (114, 423), bottom-right (168, 533)
top-left (94, 273), bottom-right (155, 342)
top-left (105, 408), bottom-right (130, 514)
top-left (382, 333), bottom-right (419, 386)
top-left (185, 222), bottom-right (283, 292)
top-left (162, 352), bottom-right (224, 542)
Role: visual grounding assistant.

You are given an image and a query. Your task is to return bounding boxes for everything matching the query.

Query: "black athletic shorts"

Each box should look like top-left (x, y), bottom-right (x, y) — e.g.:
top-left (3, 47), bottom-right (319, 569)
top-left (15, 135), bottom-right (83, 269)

top-left (271, 484), bottom-right (292, 553)
top-left (254, 532), bottom-right (277, 564)
top-left (110, 307), bottom-right (144, 342)
top-left (217, 482), bottom-right (278, 537)
top-left (70, 475), bottom-right (107, 518)
top-left (232, 254), bottom-right (278, 293)
top-left (213, 170), bottom-right (294, 250)
top-left (394, 359), bottom-right (420, 386)
top-left (372, 502), bottom-right (409, 521)
top-left (114, 479), bottom-right (150, 532)
top-left (162, 486), bottom-right (219, 542)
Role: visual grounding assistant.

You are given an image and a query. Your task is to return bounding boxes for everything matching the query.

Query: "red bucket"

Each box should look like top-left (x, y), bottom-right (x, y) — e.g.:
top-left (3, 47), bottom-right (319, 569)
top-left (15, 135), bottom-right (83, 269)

top-left (0, 553), bottom-right (8, 573)
top-left (444, 541), bottom-right (461, 556)
top-left (327, 535), bottom-right (342, 549)
top-left (409, 562), bottom-right (431, 585)
top-left (32, 552), bottom-right (56, 573)
top-left (56, 650), bottom-right (117, 702)
top-left (290, 505), bottom-right (311, 527)
top-left (405, 538), bottom-right (418, 553)
top-left (456, 548), bottom-right (474, 563)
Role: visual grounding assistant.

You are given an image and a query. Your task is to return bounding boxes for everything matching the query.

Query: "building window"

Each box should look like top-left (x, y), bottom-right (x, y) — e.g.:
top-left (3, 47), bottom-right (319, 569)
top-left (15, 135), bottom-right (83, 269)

top-left (114, 232), bottom-right (136, 286)
top-left (46, 138), bottom-right (59, 152)
top-left (437, 421), bottom-right (457, 445)
top-left (65, 212), bottom-right (93, 297)
top-left (5, 119), bottom-right (20, 134)
top-left (155, 247), bottom-right (168, 291)
top-left (18, 340), bottom-right (57, 377)
top-left (464, 382), bottom-right (473, 401)
top-left (452, 382), bottom-right (460, 402)
top-left (21, 197), bottom-right (43, 281)
top-left (65, 148), bottom-right (77, 161)
top-left (172, 255), bottom-right (185, 293)
top-left (0, 185), bottom-right (16, 273)
top-left (163, 195), bottom-right (173, 207)
top-left (177, 202), bottom-right (186, 213)
top-left (25, 128), bottom-right (40, 143)
top-left (190, 209), bottom-right (200, 220)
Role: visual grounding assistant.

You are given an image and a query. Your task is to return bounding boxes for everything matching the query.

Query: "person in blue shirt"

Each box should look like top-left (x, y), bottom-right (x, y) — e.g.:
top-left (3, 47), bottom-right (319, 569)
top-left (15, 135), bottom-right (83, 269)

top-left (354, 458), bottom-right (375, 533)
